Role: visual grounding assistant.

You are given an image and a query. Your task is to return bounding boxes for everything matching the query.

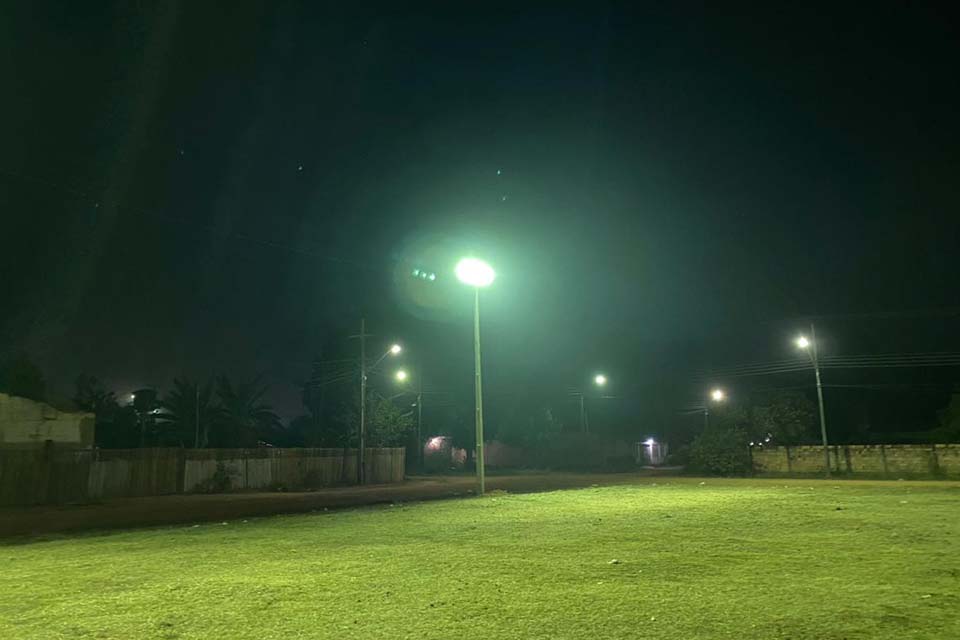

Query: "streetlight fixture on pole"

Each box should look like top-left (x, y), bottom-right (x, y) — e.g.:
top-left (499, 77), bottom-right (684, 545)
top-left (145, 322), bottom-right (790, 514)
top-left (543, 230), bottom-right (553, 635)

top-left (796, 324), bottom-right (830, 477)
top-left (574, 374), bottom-right (608, 433)
top-left (455, 257), bottom-right (495, 496)
top-left (704, 388), bottom-right (726, 429)
top-left (356, 319), bottom-right (402, 485)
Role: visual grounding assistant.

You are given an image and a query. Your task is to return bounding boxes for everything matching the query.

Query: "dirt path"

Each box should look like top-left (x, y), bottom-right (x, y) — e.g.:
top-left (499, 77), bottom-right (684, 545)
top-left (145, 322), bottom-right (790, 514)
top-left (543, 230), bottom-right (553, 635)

top-left (0, 472), bottom-right (660, 538)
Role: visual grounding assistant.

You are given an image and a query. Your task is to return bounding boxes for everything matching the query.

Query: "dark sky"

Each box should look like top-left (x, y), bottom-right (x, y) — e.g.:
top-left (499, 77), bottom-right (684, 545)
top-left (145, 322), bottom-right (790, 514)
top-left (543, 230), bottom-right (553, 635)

top-left (3, 3), bottom-right (959, 431)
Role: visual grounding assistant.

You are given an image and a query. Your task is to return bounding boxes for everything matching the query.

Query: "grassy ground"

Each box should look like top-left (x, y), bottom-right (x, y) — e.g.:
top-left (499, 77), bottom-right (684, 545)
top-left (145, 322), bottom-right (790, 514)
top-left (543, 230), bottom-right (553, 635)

top-left (2, 477), bottom-right (958, 639)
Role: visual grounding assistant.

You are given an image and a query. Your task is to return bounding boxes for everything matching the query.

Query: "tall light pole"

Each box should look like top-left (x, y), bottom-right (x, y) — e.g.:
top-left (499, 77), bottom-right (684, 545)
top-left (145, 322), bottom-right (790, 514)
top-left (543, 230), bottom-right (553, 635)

top-left (455, 257), bottom-right (495, 496)
top-left (797, 324), bottom-right (830, 477)
top-left (704, 388), bottom-right (725, 429)
top-left (357, 319), bottom-right (402, 485)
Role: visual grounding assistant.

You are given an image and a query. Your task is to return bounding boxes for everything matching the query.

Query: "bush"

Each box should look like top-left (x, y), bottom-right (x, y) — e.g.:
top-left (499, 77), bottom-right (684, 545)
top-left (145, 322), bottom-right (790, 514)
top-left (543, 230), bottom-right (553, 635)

top-left (689, 428), bottom-right (752, 476)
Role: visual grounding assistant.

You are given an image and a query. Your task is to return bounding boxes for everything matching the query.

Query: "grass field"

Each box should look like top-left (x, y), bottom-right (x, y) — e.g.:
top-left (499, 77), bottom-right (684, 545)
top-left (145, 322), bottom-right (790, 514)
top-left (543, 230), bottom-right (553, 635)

top-left (2, 478), bottom-right (958, 639)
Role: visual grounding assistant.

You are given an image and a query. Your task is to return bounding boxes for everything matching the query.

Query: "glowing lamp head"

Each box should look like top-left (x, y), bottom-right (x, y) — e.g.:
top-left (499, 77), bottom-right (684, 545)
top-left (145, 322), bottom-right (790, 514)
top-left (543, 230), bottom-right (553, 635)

top-left (455, 257), bottom-right (495, 288)
top-left (389, 344), bottom-right (402, 355)
top-left (796, 336), bottom-right (810, 349)
top-left (395, 369), bottom-right (409, 382)
top-left (594, 374), bottom-right (607, 387)
top-left (710, 388), bottom-right (725, 402)
top-left (643, 438), bottom-right (656, 446)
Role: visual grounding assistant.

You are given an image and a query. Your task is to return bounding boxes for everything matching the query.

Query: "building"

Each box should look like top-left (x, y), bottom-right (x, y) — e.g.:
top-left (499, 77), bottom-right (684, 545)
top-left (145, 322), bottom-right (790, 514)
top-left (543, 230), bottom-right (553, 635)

top-left (0, 392), bottom-right (95, 449)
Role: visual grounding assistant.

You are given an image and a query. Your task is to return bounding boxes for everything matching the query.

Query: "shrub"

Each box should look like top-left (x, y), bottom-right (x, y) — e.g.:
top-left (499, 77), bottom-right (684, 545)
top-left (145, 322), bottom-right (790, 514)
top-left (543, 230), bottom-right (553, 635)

top-left (689, 428), bottom-right (752, 476)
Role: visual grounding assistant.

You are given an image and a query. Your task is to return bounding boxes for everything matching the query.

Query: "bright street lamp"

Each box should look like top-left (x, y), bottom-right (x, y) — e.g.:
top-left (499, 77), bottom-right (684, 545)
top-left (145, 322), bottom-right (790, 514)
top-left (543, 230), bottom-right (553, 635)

top-left (703, 387), bottom-right (726, 429)
top-left (394, 369), bottom-right (409, 382)
top-left (456, 257), bottom-right (495, 496)
top-left (357, 321), bottom-right (403, 485)
top-left (455, 257), bottom-right (496, 288)
top-left (796, 324), bottom-right (830, 477)
top-left (594, 374), bottom-right (607, 386)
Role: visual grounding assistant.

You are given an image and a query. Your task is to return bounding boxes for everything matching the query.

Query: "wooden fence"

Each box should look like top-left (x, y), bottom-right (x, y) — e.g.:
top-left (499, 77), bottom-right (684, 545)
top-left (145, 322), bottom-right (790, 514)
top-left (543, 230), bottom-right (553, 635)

top-left (0, 446), bottom-right (405, 506)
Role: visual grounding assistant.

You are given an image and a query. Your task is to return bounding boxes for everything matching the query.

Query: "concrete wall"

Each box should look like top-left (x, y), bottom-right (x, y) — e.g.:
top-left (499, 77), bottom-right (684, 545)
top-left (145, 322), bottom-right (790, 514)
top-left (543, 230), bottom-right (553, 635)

top-left (1, 447), bottom-right (406, 506)
top-left (752, 444), bottom-right (960, 478)
top-left (0, 393), bottom-right (94, 448)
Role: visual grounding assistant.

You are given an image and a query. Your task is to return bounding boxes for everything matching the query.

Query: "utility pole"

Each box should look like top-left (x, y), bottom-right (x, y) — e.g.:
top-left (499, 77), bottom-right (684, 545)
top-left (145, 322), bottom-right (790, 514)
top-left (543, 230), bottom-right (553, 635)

top-left (811, 323), bottom-right (831, 477)
top-left (359, 317), bottom-right (367, 485)
top-left (473, 288), bottom-right (485, 496)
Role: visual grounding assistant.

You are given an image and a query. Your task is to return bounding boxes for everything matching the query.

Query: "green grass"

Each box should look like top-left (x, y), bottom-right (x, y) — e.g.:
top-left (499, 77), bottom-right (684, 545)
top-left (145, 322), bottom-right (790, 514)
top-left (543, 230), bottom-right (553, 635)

top-left (2, 478), bottom-right (958, 639)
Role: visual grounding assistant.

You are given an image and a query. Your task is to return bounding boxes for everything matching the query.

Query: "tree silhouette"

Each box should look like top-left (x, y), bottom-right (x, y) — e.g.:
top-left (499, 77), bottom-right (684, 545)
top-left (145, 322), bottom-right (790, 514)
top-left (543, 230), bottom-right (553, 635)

top-left (158, 378), bottom-right (219, 447)
top-left (214, 375), bottom-right (283, 447)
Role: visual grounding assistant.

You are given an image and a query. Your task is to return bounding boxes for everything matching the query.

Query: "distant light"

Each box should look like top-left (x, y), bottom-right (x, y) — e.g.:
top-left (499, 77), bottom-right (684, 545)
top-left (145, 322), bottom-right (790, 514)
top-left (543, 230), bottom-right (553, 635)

top-left (710, 388), bottom-right (725, 402)
top-left (594, 374), bottom-right (607, 386)
top-left (129, 393), bottom-right (136, 401)
top-left (643, 438), bottom-right (655, 446)
top-left (427, 436), bottom-right (444, 450)
top-left (455, 258), bottom-right (495, 288)
top-left (389, 344), bottom-right (402, 355)
top-left (796, 336), bottom-right (810, 349)
top-left (395, 369), bottom-right (409, 382)
top-left (428, 273), bottom-right (436, 281)
top-left (412, 269), bottom-right (420, 277)
top-left (749, 442), bottom-right (755, 446)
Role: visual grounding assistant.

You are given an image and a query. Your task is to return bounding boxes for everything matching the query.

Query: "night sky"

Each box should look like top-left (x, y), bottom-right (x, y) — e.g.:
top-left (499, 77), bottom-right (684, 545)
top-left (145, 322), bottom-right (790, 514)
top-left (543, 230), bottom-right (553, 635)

top-left (3, 3), bottom-right (959, 435)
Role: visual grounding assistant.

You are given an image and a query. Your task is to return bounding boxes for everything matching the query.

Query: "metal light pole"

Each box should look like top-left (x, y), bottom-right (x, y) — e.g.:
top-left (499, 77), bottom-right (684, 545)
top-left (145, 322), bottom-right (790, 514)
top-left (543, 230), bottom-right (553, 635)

top-left (354, 323), bottom-right (402, 485)
top-left (797, 325), bottom-right (830, 477)
top-left (455, 257), bottom-right (495, 497)
top-left (472, 287), bottom-right (485, 495)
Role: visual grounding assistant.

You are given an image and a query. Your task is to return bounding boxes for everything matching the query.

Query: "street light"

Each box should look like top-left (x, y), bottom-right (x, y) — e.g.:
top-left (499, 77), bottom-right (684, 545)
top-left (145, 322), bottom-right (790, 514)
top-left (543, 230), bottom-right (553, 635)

top-left (797, 324), bottom-right (830, 477)
top-left (394, 369), bottom-right (408, 382)
top-left (357, 322), bottom-right (403, 485)
top-left (575, 374), bottom-right (609, 433)
top-left (704, 387), bottom-right (726, 429)
top-left (456, 256), bottom-right (495, 496)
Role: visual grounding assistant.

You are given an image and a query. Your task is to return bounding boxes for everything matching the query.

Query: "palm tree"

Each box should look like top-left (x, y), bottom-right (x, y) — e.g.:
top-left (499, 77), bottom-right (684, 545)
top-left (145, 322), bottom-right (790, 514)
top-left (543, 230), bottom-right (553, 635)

top-left (158, 378), bottom-right (219, 447)
top-left (214, 375), bottom-right (283, 447)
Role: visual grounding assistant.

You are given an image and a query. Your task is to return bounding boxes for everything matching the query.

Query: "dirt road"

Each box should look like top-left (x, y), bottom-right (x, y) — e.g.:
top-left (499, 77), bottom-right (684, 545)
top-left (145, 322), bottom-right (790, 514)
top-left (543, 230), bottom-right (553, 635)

top-left (0, 472), bottom-right (662, 538)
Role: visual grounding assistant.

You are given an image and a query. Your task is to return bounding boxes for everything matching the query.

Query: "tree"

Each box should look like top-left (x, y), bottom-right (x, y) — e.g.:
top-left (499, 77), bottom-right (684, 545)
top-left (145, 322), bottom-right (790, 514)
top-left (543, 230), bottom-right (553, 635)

top-left (73, 374), bottom-right (117, 415)
top-left (213, 375), bottom-right (283, 447)
top-left (0, 353), bottom-right (46, 401)
top-left (366, 394), bottom-right (414, 447)
top-left (72, 374), bottom-right (139, 448)
top-left (687, 403), bottom-right (753, 475)
top-left (688, 425), bottom-right (752, 475)
top-left (748, 390), bottom-right (817, 445)
top-left (158, 378), bottom-right (219, 447)
top-left (935, 393), bottom-right (960, 440)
